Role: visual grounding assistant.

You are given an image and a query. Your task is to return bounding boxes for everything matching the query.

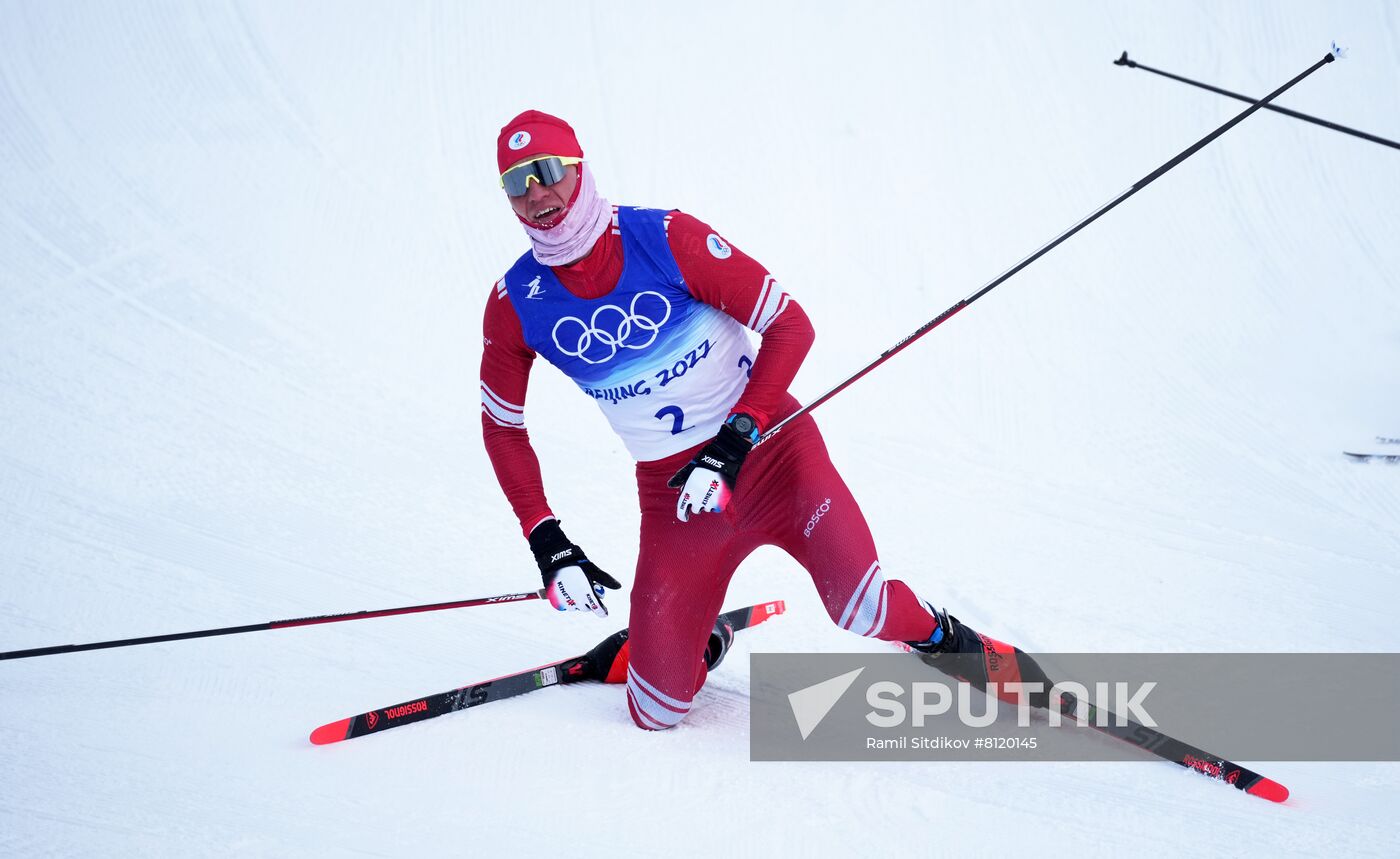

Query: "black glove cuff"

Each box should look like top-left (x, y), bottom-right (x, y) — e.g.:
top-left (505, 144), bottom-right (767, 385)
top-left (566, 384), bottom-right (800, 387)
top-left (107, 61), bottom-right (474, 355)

top-left (528, 519), bottom-right (583, 576)
top-left (710, 422), bottom-right (755, 464)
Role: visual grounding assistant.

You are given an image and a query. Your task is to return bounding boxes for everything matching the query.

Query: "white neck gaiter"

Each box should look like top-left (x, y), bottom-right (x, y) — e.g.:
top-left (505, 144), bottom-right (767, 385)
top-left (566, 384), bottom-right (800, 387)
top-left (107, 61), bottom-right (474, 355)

top-left (520, 163), bottom-right (611, 266)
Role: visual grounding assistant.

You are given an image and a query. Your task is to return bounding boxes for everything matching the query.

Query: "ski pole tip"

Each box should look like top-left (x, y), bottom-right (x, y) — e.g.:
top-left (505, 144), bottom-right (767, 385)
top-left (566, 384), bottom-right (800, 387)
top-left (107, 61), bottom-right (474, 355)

top-left (1114, 51), bottom-right (1135, 68)
top-left (1330, 41), bottom-right (1348, 61)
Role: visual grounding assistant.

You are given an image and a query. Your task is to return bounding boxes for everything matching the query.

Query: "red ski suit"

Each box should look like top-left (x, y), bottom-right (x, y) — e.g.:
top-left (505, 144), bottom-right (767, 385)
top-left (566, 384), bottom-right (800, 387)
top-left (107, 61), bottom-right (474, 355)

top-left (481, 210), bottom-right (937, 729)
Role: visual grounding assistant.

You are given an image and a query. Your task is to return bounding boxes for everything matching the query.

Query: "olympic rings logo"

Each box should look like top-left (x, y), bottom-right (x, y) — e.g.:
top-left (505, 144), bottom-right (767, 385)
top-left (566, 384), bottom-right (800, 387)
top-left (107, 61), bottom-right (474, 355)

top-left (551, 291), bottom-right (672, 364)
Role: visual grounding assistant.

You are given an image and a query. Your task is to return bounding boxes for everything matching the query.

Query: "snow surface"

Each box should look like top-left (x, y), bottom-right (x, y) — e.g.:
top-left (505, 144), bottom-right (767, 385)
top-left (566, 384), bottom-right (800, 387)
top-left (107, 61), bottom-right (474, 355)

top-left (3, 1), bottom-right (1399, 855)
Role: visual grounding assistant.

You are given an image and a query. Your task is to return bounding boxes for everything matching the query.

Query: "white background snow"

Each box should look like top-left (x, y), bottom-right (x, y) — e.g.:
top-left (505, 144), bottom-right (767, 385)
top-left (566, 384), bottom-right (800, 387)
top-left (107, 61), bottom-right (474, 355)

top-left (3, 1), bottom-right (1398, 855)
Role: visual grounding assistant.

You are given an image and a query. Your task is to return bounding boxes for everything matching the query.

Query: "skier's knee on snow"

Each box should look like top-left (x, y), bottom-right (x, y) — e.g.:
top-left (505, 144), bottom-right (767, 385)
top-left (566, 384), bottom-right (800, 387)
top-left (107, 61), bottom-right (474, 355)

top-left (626, 666), bottom-right (695, 730)
top-left (624, 618), bottom-right (733, 731)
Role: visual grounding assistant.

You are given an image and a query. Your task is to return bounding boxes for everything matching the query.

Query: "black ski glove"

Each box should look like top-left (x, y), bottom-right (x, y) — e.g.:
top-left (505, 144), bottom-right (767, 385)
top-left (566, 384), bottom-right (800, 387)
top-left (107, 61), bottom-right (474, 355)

top-left (667, 414), bottom-right (759, 522)
top-left (528, 519), bottom-right (621, 617)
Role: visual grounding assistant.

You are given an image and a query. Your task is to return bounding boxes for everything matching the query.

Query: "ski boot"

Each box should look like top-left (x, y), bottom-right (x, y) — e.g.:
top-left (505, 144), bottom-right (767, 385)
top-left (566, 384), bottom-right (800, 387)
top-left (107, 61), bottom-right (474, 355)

top-left (703, 615), bottom-right (735, 671)
top-left (908, 606), bottom-right (1053, 709)
top-left (589, 614), bottom-right (734, 685)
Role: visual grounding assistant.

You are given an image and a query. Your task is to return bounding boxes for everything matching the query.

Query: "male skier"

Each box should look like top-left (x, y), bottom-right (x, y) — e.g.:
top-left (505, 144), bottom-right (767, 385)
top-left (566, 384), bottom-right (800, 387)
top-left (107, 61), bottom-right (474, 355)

top-left (481, 110), bottom-right (1037, 730)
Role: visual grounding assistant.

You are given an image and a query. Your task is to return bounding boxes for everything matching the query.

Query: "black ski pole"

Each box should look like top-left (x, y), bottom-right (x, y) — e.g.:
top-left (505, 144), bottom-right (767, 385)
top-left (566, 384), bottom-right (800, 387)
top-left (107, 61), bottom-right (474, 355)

top-left (0, 589), bottom-right (545, 660)
top-left (758, 46), bottom-right (1342, 446)
top-left (1115, 50), bottom-right (1398, 151)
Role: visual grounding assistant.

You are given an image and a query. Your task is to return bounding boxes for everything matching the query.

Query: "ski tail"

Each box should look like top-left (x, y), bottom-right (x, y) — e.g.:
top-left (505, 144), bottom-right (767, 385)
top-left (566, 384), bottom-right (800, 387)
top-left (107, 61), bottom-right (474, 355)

top-left (723, 600), bottom-right (786, 631)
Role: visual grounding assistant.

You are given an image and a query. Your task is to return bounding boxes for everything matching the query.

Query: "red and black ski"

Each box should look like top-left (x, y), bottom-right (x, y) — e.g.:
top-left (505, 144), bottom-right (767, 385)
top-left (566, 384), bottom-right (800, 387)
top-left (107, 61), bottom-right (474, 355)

top-left (310, 600), bottom-right (786, 745)
top-left (1058, 694), bottom-right (1289, 802)
top-left (906, 639), bottom-right (1288, 802)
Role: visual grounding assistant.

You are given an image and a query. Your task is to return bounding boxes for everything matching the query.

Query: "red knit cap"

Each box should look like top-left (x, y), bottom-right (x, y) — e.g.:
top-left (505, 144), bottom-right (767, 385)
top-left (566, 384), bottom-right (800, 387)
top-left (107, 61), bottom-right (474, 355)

top-left (497, 110), bottom-right (584, 174)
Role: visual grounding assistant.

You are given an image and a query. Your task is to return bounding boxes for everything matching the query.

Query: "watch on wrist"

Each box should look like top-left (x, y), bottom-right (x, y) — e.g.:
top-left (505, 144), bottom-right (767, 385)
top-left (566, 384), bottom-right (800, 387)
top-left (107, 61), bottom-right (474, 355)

top-left (726, 413), bottom-right (759, 444)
